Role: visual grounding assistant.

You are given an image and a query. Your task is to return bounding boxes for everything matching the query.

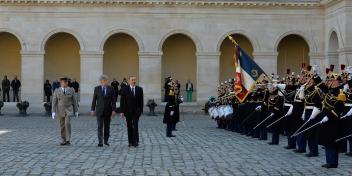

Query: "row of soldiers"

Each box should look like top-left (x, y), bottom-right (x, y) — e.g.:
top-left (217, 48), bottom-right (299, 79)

top-left (208, 64), bottom-right (352, 168)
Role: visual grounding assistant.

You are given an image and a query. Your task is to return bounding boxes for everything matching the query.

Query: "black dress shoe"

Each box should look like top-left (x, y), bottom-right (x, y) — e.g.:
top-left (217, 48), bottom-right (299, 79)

top-left (322, 164), bottom-right (338, 168)
top-left (293, 149), bottom-right (306, 153)
top-left (284, 146), bottom-right (295, 149)
top-left (104, 142), bottom-right (109, 146)
top-left (167, 135), bottom-right (176, 138)
top-left (97, 144), bottom-right (103, 147)
top-left (60, 142), bottom-right (67, 146)
top-left (65, 141), bottom-right (70, 145)
top-left (132, 143), bottom-right (138, 147)
top-left (305, 153), bottom-right (318, 157)
top-left (346, 152), bottom-right (352, 156)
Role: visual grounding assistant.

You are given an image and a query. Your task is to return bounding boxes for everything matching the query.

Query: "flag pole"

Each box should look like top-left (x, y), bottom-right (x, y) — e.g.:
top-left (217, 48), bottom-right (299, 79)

top-left (227, 34), bottom-right (239, 46)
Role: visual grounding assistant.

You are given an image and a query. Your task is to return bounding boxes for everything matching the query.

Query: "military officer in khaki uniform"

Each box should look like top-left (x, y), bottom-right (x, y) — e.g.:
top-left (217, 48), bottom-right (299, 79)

top-left (52, 77), bottom-right (79, 146)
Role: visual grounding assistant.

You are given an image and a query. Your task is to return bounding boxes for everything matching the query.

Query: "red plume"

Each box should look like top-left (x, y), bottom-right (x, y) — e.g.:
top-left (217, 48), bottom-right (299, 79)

top-left (330, 65), bottom-right (335, 72)
top-left (307, 65), bottom-right (312, 71)
top-left (341, 64), bottom-right (346, 71)
top-left (325, 68), bottom-right (330, 74)
top-left (286, 69), bottom-right (291, 75)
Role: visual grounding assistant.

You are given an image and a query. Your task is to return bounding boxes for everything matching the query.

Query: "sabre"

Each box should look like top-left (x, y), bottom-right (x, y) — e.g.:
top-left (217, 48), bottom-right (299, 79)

top-left (240, 110), bottom-right (257, 126)
top-left (335, 133), bottom-right (352, 143)
top-left (291, 121), bottom-right (321, 137)
top-left (291, 119), bottom-right (311, 138)
top-left (266, 115), bottom-right (286, 128)
top-left (253, 113), bottom-right (274, 130)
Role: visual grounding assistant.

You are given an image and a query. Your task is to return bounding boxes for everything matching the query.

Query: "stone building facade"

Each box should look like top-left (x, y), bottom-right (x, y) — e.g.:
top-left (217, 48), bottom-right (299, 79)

top-left (0, 0), bottom-right (351, 107)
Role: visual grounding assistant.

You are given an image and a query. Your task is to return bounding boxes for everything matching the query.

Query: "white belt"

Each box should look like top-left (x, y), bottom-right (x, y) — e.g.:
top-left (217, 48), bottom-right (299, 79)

top-left (305, 106), bottom-right (314, 109)
top-left (284, 103), bottom-right (293, 107)
top-left (294, 100), bottom-right (302, 102)
top-left (345, 103), bottom-right (352, 107)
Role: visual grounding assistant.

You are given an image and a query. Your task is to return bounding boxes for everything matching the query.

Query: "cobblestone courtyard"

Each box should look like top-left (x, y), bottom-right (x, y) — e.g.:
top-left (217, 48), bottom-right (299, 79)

top-left (0, 113), bottom-right (351, 176)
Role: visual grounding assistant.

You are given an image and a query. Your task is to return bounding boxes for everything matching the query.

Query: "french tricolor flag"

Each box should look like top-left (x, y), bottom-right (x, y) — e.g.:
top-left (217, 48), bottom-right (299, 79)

top-left (234, 46), bottom-right (265, 103)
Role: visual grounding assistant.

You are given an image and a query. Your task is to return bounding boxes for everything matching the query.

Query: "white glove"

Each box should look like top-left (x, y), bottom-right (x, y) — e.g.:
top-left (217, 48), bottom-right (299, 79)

top-left (308, 107), bottom-right (321, 121)
top-left (342, 108), bottom-right (352, 119)
top-left (343, 84), bottom-right (349, 93)
top-left (170, 111), bottom-right (174, 116)
top-left (285, 104), bottom-right (293, 117)
top-left (320, 116), bottom-right (328, 123)
top-left (298, 85), bottom-right (305, 99)
top-left (301, 110), bottom-right (305, 120)
top-left (75, 112), bottom-right (79, 118)
top-left (52, 112), bottom-right (56, 119)
top-left (255, 105), bottom-right (262, 111)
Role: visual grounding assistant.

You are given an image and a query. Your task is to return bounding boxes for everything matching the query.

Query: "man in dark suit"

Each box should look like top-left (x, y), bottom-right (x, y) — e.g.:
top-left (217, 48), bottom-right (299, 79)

top-left (1, 75), bottom-right (10, 102)
top-left (10, 75), bottom-right (21, 102)
top-left (91, 75), bottom-right (117, 147)
top-left (120, 76), bottom-right (144, 147)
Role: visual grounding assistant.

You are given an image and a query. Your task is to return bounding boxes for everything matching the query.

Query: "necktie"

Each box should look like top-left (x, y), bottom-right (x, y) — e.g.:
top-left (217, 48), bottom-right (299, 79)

top-left (64, 88), bottom-right (66, 94)
top-left (102, 86), bottom-right (106, 96)
top-left (132, 87), bottom-right (135, 96)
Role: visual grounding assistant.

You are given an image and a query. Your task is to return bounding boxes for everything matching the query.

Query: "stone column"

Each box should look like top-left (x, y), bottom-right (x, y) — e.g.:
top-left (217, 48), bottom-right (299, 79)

top-left (339, 47), bottom-right (352, 66)
top-left (252, 51), bottom-right (278, 74)
top-left (80, 51), bottom-right (103, 106)
top-left (325, 51), bottom-right (339, 69)
top-left (138, 52), bottom-right (162, 103)
top-left (310, 52), bottom-right (325, 75)
top-left (21, 51), bottom-right (45, 110)
top-left (196, 52), bottom-right (220, 104)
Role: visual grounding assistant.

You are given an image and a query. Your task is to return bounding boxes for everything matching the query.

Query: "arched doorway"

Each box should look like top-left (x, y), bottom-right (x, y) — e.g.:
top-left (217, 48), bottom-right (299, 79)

top-left (277, 34), bottom-right (310, 76)
top-left (219, 34), bottom-right (254, 82)
top-left (44, 32), bottom-right (81, 84)
top-left (328, 31), bottom-right (339, 69)
top-left (161, 33), bottom-right (197, 102)
top-left (0, 32), bottom-right (22, 101)
top-left (103, 33), bottom-right (139, 84)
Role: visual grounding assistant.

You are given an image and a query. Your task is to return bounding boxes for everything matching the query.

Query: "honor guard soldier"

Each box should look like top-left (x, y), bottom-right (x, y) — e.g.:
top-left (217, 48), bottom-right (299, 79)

top-left (319, 89), bottom-right (346, 168)
top-left (267, 82), bottom-right (285, 145)
top-left (282, 70), bottom-right (299, 149)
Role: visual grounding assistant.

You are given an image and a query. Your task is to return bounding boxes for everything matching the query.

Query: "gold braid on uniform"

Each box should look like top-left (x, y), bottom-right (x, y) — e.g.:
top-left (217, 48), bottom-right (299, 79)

top-left (323, 94), bottom-right (339, 118)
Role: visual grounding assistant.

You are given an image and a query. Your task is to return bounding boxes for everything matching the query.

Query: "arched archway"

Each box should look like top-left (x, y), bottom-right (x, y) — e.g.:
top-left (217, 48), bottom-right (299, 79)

top-left (219, 34), bottom-right (254, 82)
top-left (103, 33), bottom-right (139, 83)
top-left (44, 32), bottom-right (81, 83)
top-left (328, 31), bottom-right (339, 68)
top-left (161, 33), bottom-right (197, 101)
top-left (277, 34), bottom-right (310, 76)
top-left (0, 32), bottom-right (22, 101)
top-left (0, 32), bottom-right (22, 79)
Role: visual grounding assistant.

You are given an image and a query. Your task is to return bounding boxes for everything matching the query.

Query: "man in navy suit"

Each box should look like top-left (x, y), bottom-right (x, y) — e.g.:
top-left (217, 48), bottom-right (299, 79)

top-left (91, 75), bottom-right (117, 147)
top-left (120, 76), bottom-right (144, 147)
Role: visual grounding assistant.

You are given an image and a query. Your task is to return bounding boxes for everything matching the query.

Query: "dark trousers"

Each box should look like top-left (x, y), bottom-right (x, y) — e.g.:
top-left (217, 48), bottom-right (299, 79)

top-left (296, 134), bottom-right (306, 151)
top-left (288, 135), bottom-right (296, 148)
top-left (13, 90), bottom-right (19, 102)
top-left (325, 147), bottom-right (338, 166)
top-left (253, 128), bottom-right (260, 138)
top-left (308, 138), bottom-right (319, 155)
top-left (271, 132), bottom-right (279, 144)
top-left (259, 128), bottom-right (267, 140)
top-left (97, 115), bottom-right (111, 144)
top-left (3, 90), bottom-right (9, 102)
top-left (171, 123), bottom-right (176, 131)
top-left (166, 122), bottom-right (173, 136)
top-left (45, 95), bottom-right (51, 102)
top-left (126, 116), bottom-right (139, 144)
